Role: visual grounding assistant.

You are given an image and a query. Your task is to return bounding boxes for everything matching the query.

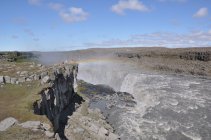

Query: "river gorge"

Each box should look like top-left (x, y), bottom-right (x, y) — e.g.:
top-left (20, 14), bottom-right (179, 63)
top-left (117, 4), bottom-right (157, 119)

top-left (78, 60), bottom-right (211, 140)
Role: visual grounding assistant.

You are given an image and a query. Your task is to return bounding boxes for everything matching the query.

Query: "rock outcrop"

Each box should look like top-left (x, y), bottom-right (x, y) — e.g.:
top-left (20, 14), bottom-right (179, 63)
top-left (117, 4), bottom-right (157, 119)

top-left (33, 63), bottom-right (84, 139)
top-left (179, 51), bottom-right (211, 61)
top-left (0, 51), bottom-right (36, 62)
top-left (0, 76), bottom-right (4, 84)
top-left (116, 49), bottom-right (211, 62)
top-left (0, 117), bottom-right (18, 131)
top-left (0, 117), bottom-right (54, 139)
top-left (64, 101), bottom-right (120, 140)
top-left (4, 76), bottom-right (11, 84)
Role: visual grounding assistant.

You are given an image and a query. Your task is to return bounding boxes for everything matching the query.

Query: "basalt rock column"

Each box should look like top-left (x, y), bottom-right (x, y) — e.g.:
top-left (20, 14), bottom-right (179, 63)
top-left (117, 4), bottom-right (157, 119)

top-left (33, 63), bottom-right (83, 139)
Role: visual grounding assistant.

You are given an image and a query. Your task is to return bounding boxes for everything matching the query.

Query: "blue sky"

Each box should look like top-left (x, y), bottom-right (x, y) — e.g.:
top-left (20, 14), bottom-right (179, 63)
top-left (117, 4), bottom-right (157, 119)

top-left (0, 0), bottom-right (211, 51)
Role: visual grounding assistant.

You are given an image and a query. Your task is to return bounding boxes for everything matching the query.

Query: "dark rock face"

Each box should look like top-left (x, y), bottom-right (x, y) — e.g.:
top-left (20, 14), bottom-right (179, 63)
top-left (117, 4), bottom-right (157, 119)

top-left (0, 51), bottom-right (37, 62)
top-left (33, 64), bottom-right (84, 139)
top-left (180, 51), bottom-right (211, 61)
top-left (116, 50), bottom-right (211, 62)
top-left (117, 53), bottom-right (141, 59)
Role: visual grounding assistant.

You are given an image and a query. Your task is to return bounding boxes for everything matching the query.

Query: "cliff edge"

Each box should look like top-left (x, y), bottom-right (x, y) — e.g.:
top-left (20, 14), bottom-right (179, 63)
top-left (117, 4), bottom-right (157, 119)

top-left (33, 63), bottom-right (84, 139)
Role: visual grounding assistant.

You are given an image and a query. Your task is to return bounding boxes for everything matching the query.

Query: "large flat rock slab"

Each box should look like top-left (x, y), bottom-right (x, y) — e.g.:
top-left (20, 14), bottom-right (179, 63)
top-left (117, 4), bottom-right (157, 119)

top-left (0, 117), bottom-right (18, 131)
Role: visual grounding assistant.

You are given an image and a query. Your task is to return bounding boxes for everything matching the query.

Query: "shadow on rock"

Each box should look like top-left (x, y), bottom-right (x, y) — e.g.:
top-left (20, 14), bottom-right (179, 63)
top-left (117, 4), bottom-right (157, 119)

top-left (33, 64), bottom-right (84, 140)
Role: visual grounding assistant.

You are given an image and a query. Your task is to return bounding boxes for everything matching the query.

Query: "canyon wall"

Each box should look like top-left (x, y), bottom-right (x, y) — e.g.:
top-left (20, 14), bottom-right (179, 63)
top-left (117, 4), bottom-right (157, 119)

top-left (33, 63), bottom-right (83, 139)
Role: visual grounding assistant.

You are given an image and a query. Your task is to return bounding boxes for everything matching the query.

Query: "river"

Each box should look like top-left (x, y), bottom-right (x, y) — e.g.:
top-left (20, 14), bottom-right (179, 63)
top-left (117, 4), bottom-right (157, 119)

top-left (78, 60), bottom-right (211, 140)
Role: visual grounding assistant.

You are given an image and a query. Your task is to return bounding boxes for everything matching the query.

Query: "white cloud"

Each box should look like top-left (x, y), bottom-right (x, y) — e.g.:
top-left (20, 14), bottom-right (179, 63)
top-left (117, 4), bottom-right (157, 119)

top-left (28, 0), bottom-right (43, 5)
top-left (193, 7), bottom-right (208, 18)
top-left (48, 3), bottom-right (64, 11)
top-left (47, 2), bottom-right (89, 24)
top-left (111, 0), bottom-right (149, 15)
top-left (59, 7), bottom-right (89, 23)
top-left (84, 31), bottom-right (211, 48)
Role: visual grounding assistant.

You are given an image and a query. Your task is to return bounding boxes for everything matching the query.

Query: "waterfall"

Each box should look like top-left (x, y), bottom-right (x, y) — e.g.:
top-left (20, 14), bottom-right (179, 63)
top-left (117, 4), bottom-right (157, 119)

top-left (78, 61), bottom-right (129, 91)
top-left (78, 61), bottom-right (211, 140)
top-left (120, 73), bottom-right (161, 116)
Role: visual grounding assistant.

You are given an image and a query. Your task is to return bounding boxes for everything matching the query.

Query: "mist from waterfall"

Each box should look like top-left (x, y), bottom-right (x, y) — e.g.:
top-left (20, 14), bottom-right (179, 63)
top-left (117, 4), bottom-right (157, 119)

top-left (78, 61), bottom-right (134, 91)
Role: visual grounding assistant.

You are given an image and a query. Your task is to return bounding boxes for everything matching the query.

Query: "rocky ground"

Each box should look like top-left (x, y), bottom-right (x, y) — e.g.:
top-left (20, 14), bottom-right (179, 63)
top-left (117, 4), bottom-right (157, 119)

top-left (0, 101), bottom-right (119, 140)
top-left (0, 117), bottom-right (54, 140)
top-left (0, 61), bottom-right (48, 86)
top-left (64, 100), bottom-right (119, 140)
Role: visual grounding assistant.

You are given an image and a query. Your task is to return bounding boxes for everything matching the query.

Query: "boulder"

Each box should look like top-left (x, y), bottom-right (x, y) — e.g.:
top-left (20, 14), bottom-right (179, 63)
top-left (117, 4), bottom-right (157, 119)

top-left (89, 123), bottom-right (100, 133)
top-left (41, 66), bottom-right (46, 69)
top-left (20, 71), bottom-right (29, 76)
top-left (45, 131), bottom-right (54, 138)
top-left (0, 76), bottom-right (4, 84)
top-left (34, 74), bottom-right (40, 80)
top-left (41, 72), bottom-right (48, 79)
top-left (55, 133), bottom-right (61, 140)
top-left (37, 64), bottom-right (42, 67)
top-left (98, 127), bottom-right (108, 137)
top-left (4, 76), bottom-right (11, 84)
top-left (29, 75), bottom-right (35, 79)
top-left (0, 117), bottom-right (18, 131)
top-left (50, 74), bottom-right (55, 81)
top-left (26, 78), bottom-right (33, 82)
top-left (41, 123), bottom-right (51, 131)
top-left (18, 77), bottom-right (26, 83)
top-left (73, 127), bottom-right (85, 134)
top-left (11, 78), bottom-right (17, 84)
top-left (19, 121), bottom-right (41, 129)
top-left (55, 68), bottom-right (62, 74)
top-left (108, 133), bottom-right (120, 140)
top-left (41, 76), bottom-right (50, 84)
top-left (16, 81), bottom-right (19, 84)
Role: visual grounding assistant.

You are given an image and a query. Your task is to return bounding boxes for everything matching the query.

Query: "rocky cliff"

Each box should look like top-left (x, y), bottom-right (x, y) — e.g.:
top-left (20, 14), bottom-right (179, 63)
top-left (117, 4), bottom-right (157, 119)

top-left (33, 63), bottom-right (83, 139)
top-left (115, 48), bottom-right (211, 77)
top-left (116, 48), bottom-right (211, 62)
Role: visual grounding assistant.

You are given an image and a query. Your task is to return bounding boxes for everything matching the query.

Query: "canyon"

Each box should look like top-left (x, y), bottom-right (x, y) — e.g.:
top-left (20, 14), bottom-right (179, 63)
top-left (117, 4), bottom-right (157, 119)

top-left (0, 47), bottom-right (211, 140)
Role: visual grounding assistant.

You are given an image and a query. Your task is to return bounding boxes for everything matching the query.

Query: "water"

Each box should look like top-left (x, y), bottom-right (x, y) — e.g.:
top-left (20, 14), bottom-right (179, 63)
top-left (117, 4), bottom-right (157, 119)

top-left (78, 61), bottom-right (211, 140)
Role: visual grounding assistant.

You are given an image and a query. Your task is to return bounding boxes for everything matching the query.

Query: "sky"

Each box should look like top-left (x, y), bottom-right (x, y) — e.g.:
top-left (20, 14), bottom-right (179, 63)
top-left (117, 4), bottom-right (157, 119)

top-left (0, 0), bottom-right (211, 51)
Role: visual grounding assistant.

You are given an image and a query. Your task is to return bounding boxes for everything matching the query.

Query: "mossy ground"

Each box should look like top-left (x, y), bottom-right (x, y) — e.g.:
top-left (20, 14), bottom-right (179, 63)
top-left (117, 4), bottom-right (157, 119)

top-left (0, 60), bottom-right (51, 140)
top-left (0, 61), bottom-right (41, 77)
top-left (0, 81), bottom-right (49, 123)
top-left (0, 125), bottom-right (52, 140)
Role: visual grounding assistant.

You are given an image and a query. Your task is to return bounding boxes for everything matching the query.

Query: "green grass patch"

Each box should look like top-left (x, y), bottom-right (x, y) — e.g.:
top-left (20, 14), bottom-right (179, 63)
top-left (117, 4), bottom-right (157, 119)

top-left (0, 125), bottom-right (53, 140)
top-left (77, 85), bottom-right (86, 93)
top-left (90, 91), bottom-right (97, 94)
top-left (0, 82), bottom-right (49, 123)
